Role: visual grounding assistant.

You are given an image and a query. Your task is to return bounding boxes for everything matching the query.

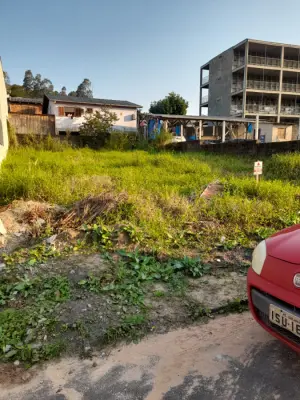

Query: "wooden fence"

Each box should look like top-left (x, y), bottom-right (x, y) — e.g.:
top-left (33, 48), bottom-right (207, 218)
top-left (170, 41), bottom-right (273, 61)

top-left (8, 113), bottom-right (55, 136)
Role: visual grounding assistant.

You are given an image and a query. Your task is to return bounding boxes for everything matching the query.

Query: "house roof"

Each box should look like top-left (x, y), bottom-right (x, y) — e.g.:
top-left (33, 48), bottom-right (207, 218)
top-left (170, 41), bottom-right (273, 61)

top-left (44, 94), bottom-right (142, 109)
top-left (9, 97), bottom-right (43, 104)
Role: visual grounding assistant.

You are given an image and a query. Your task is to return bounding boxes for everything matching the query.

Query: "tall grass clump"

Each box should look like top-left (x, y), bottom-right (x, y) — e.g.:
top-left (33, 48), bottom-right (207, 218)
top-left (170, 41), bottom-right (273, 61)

top-left (21, 134), bottom-right (71, 152)
top-left (7, 121), bottom-right (18, 148)
top-left (267, 153), bottom-right (300, 181)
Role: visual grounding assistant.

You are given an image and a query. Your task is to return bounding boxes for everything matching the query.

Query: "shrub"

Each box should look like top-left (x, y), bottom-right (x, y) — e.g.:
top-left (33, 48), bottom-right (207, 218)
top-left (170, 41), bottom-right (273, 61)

top-left (151, 129), bottom-right (173, 149)
top-left (79, 108), bottom-right (118, 138)
top-left (106, 131), bottom-right (138, 150)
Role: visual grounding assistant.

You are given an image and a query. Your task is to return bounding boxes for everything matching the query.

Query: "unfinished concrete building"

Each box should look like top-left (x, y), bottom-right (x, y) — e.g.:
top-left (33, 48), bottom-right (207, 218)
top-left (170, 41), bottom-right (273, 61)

top-left (200, 39), bottom-right (300, 135)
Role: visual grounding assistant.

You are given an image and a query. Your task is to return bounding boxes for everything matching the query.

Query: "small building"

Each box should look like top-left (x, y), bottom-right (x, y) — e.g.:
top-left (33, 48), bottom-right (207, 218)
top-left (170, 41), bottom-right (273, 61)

top-left (145, 113), bottom-right (298, 143)
top-left (8, 97), bottom-right (43, 115)
top-left (42, 94), bottom-right (142, 135)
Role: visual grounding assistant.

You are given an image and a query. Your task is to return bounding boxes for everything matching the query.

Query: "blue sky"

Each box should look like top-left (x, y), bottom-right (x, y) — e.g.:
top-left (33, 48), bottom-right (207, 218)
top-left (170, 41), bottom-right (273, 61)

top-left (1, 0), bottom-right (300, 114)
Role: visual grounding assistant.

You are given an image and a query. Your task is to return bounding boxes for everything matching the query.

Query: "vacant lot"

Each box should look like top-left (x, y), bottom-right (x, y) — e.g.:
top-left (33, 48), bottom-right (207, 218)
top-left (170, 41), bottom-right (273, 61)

top-left (1, 148), bottom-right (300, 254)
top-left (0, 147), bottom-right (299, 365)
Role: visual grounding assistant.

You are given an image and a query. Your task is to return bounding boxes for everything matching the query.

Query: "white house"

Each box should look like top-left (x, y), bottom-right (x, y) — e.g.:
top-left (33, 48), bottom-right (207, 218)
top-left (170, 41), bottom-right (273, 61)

top-left (43, 94), bottom-right (142, 135)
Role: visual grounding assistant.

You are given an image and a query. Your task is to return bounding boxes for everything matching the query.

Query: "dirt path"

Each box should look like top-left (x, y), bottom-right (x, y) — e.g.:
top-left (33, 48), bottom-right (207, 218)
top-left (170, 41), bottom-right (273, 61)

top-left (1, 312), bottom-right (300, 400)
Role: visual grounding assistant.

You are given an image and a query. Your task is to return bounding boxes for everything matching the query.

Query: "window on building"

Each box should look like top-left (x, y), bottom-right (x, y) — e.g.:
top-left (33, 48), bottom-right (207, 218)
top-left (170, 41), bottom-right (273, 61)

top-left (58, 107), bottom-right (64, 116)
top-left (86, 108), bottom-right (93, 113)
top-left (59, 107), bottom-right (83, 118)
top-left (65, 107), bottom-right (75, 118)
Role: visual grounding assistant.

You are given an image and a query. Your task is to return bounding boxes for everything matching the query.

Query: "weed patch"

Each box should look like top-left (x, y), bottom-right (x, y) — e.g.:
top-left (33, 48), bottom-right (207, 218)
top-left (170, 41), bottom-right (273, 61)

top-left (0, 276), bottom-right (70, 363)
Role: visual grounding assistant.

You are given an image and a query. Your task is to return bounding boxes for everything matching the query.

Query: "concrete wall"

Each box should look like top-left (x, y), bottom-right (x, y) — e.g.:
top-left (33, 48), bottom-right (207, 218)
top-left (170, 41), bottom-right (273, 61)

top-left (48, 102), bottom-right (138, 134)
top-left (259, 123), bottom-right (273, 143)
top-left (173, 140), bottom-right (300, 156)
top-left (0, 60), bottom-right (8, 164)
top-left (208, 49), bottom-right (233, 117)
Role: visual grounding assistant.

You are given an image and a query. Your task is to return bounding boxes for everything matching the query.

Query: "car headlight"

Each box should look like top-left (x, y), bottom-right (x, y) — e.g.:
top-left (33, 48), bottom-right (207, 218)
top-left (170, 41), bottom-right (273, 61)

top-left (252, 240), bottom-right (267, 275)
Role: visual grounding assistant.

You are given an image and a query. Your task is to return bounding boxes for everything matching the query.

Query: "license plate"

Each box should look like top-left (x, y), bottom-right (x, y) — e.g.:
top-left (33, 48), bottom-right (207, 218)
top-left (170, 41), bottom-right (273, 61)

top-left (269, 304), bottom-right (300, 338)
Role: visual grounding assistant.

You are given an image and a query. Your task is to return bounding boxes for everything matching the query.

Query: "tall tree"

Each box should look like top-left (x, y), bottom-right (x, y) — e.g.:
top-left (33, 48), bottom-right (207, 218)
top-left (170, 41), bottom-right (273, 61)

top-left (76, 78), bottom-right (93, 98)
top-left (33, 73), bottom-right (42, 93)
top-left (68, 91), bottom-right (77, 97)
top-left (40, 78), bottom-right (54, 93)
top-left (60, 86), bottom-right (67, 96)
top-left (23, 70), bottom-right (34, 92)
top-left (149, 92), bottom-right (188, 115)
top-left (31, 74), bottom-right (54, 97)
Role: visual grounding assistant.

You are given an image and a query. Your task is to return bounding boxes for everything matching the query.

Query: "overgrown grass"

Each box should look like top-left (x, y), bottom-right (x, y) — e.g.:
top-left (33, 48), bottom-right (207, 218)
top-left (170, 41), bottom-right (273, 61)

top-left (1, 148), bottom-right (300, 254)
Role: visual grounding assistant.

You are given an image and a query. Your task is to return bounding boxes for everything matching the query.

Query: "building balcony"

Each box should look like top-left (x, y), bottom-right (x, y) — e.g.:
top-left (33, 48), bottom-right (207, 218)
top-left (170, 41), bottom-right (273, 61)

top-left (201, 95), bottom-right (209, 104)
top-left (232, 57), bottom-right (245, 69)
top-left (202, 76), bottom-right (209, 85)
top-left (230, 105), bottom-right (243, 115)
top-left (281, 105), bottom-right (300, 115)
top-left (282, 82), bottom-right (300, 93)
top-left (283, 59), bottom-right (300, 70)
top-left (231, 83), bottom-right (243, 93)
top-left (248, 55), bottom-right (281, 68)
top-left (247, 80), bottom-right (280, 91)
top-left (245, 104), bottom-right (278, 114)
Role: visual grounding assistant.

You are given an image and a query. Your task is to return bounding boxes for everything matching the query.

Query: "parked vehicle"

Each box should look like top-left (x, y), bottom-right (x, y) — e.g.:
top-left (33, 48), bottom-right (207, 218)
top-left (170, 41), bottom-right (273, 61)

top-left (248, 225), bottom-right (300, 352)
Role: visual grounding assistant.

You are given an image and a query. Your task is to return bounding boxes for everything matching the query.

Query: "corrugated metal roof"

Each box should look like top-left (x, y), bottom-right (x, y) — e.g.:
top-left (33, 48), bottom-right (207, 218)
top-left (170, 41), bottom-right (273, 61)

top-left (9, 97), bottom-right (43, 104)
top-left (146, 113), bottom-right (256, 123)
top-left (45, 94), bottom-right (142, 108)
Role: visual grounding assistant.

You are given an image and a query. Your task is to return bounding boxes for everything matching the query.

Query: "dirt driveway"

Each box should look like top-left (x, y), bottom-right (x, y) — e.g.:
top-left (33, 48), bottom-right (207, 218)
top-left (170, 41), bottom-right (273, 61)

top-left (1, 312), bottom-right (300, 400)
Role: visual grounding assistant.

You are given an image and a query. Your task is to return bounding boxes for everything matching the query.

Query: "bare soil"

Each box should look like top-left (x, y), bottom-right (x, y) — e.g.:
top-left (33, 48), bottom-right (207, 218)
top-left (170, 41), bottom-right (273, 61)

top-left (0, 199), bottom-right (252, 365)
top-left (0, 313), bottom-right (284, 400)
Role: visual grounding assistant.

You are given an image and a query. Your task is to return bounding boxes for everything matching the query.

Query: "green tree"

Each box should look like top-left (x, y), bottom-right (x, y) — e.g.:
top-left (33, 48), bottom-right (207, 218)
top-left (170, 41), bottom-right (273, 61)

top-left (23, 70), bottom-right (34, 92)
top-left (76, 78), bottom-right (93, 98)
top-left (32, 74), bottom-right (54, 97)
top-left (68, 91), bottom-right (77, 97)
top-left (40, 78), bottom-right (54, 93)
top-left (79, 108), bottom-right (118, 138)
top-left (149, 92), bottom-right (188, 115)
top-left (9, 84), bottom-right (27, 97)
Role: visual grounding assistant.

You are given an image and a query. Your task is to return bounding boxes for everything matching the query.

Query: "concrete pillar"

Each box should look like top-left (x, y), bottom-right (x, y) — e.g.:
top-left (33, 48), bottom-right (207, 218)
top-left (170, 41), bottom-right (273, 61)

top-left (212, 125), bottom-right (216, 137)
top-left (199, 68), bottom-right (203, 115)
top-left (242, 40), bottom-right (249, 118)
top-left (180, 124), bottom-right (184, 138)
top-left (278, 45), bottom-right (284, 123)
top-left (255, 115), bottom-right (259, 141)
top-left (199, 120), bottom-right (203, 140)
top-left (222, 121), bottom-right (226, 142)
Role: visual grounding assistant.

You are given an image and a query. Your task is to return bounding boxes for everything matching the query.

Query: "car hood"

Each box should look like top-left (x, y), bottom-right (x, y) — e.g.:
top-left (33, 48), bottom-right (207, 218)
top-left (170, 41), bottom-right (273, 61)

top-left (267, 224), bottom-right (300, 264)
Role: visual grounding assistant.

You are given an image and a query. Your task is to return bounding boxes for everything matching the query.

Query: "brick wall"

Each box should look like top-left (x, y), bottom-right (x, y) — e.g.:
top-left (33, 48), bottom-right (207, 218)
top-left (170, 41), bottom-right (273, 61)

top-left (9, 103), bottom-right (42, 115)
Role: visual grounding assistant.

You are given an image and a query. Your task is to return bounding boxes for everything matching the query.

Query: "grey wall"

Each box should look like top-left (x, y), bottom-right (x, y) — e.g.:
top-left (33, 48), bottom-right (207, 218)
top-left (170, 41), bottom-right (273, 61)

top-left (208, 49), bottom-right (233, 117)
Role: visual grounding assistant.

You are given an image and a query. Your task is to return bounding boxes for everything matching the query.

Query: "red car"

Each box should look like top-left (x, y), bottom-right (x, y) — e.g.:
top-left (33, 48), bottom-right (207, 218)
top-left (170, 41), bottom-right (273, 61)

top-left (248, 225), bottom-right (300, 352)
